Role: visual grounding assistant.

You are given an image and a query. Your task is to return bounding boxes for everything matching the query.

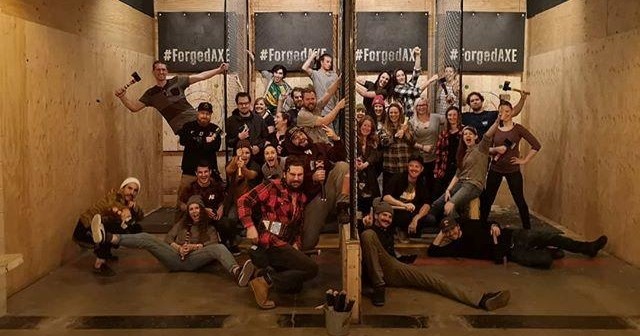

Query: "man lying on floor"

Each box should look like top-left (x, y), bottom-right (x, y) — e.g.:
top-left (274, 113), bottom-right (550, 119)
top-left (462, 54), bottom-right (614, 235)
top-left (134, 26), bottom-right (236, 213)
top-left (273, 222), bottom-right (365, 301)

top-left (91, 195), bottom-right (253, 285)
top-left (360, 198), bottom-right (510, 310)
top-left (427, 217), bottom-right (608, 269)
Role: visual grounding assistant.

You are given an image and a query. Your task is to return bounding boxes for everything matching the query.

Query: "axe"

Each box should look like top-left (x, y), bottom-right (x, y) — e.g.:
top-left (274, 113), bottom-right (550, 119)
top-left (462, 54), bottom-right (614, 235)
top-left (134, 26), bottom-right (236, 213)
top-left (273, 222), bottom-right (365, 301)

top-left (438, 77), bottom-right (449, 96)
top-left (123, 72), bottom-right (142, 89)
top-left (501, 80), bottom-right (530, 95)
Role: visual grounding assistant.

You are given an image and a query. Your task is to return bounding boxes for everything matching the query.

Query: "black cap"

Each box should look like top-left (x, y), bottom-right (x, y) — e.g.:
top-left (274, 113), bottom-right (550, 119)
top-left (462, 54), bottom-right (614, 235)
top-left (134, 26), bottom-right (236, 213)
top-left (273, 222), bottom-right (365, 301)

top-left (197, 102), bottom-right (213, 113)
top-left (440, 217), bottom-right (458, 232)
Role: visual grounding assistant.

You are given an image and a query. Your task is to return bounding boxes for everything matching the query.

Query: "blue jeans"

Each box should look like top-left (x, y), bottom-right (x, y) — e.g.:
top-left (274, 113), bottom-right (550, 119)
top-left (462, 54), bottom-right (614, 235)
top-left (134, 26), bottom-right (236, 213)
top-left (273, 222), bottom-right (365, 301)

top-left (118, 233), bottom-right (237, 272)
top-left (430, 181), bottom-right (482, 219)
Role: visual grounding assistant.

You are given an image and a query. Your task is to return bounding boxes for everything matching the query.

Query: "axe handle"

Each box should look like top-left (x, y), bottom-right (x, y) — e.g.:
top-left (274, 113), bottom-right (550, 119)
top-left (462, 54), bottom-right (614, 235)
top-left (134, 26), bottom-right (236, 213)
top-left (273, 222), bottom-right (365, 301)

top-left (123, 79), bottom-right (136, 89)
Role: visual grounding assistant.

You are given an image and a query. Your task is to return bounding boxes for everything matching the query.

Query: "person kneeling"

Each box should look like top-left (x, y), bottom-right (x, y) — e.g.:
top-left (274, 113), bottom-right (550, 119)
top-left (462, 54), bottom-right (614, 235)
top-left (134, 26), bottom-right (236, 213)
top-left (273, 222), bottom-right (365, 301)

top-left (91, 195), bottom-right (253, 285)
top-left (361, 198), bottom-right (510, 311)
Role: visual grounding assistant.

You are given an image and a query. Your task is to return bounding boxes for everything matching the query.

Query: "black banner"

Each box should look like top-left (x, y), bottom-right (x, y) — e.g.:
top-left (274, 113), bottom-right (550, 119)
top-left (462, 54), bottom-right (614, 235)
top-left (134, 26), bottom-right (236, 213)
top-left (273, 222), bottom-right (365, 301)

top-left (355, 12), bottom-right (428, 72)
top-left (157, 12), bottom-right (237, 73)
top-left (444, 12), bottom-right (525, 73)
top-left (254, 12), bottom-right (334, 71)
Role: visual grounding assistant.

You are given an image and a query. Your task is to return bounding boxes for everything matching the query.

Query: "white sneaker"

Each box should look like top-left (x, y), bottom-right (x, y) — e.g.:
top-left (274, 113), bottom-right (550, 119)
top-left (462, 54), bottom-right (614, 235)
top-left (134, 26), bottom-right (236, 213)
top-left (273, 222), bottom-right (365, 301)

top-left (91, 214), bottom-right (105, 244)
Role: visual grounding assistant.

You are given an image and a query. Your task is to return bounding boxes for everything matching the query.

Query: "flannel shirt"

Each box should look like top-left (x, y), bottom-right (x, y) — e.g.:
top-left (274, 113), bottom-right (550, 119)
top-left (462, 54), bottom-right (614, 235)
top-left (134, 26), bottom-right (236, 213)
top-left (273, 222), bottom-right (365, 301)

top-left (237, 179), bottom-right (307, 248)
top-left (394, 69), bottom-right (421, 117)
top-left (382, 123), bottom-right (415, 174)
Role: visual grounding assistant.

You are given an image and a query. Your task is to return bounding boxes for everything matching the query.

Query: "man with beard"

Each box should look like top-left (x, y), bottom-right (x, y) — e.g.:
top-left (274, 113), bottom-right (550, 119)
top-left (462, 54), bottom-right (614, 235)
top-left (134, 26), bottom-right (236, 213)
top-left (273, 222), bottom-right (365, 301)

top-left (428, 217), bottom-right (608, 269)
top-left (277, 87), bottom-right (304, 126)
top-left (383, 155), bottom-right (433, 241)
top-left (296, 83), bottom-right (345, 144)
top-left (72, 178), bottom-right (144, 276)
top-left (226, 92), bottom-right (269, 159)
top-left (286, 127), bottom-right (350, 251)
top-left (115, 61), bottom-right (228, 134)
top-left (175, 102), bottom-right (223, 219)
top-left (462, 90), bottom-right (528, 138)
top-left (360, 198), bottom-right (510, 310)
top-left (237, 157), bottom-right (317, 309)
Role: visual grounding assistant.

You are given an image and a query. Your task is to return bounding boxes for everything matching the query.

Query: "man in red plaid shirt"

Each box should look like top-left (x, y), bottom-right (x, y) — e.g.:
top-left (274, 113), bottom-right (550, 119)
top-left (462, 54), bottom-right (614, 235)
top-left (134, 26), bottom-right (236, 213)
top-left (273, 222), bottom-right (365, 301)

top-left (237, 157), bottom-right (318, 309)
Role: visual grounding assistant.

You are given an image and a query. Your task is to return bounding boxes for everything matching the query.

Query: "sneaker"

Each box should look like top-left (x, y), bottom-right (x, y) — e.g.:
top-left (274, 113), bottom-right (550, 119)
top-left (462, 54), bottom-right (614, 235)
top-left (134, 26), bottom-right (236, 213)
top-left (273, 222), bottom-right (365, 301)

top-left (237, 260), bottom-right (255, 287)
top-left (587, 235), bottom-right (608, 258)
top-left (479, 290), bottom-right (510, 311)
top-left (249, 276), bottom-right (276, 309)
top-left (93, 263), bottom-right (116, 277)
top-left (90, 214), bottom-right (105, 244)
top-left (228, 245), bottom-right (242, 256)
top-left (371, 285), bottom-right (386, 306)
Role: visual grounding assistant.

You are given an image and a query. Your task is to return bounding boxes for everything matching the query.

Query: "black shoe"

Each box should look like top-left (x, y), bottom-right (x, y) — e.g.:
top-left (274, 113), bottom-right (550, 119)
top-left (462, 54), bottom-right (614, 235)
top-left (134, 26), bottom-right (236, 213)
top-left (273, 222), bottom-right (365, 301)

top-left (479, 290), bottom-right (510, 311)
top-left (93, 264), bottom-right (116, 277)
top-left (228, 245), bottom-right (242, 256)
top-left (337, 201), bottom-right (350, 224)
top-left (371, 286), bottom-right (386, 306)
top-left (397, 254), bottom-right (418, 264)
top-left (105, 254), bottom-right (119, 262)
top-left (587, 235), bottom-right (608, 258)
top-left (546, 247), bottom-right (565, 260)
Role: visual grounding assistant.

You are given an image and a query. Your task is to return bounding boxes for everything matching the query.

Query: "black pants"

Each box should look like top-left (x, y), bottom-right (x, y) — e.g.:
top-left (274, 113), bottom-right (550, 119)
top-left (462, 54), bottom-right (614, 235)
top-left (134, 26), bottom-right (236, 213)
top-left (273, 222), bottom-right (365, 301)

top-left (508, 229), bottom-right (594, 269)
top-left (250, 244), bottom-right (318, 294)
top-left (481, 170), bottom-right (531, 229)
top-left (72, 219), bottom-right (141, 259)
top-left (392, 209), bottom-right (436, 237)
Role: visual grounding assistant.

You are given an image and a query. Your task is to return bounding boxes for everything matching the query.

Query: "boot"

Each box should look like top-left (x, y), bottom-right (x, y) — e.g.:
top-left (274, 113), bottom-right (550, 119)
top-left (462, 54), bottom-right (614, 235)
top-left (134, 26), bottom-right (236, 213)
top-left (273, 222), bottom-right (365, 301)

top-left (586, 235), bottom-right (608, 258)
top-left (336, 201), bottom-right (350, 224)
top-left (249, 276), bottom-right (275, 309)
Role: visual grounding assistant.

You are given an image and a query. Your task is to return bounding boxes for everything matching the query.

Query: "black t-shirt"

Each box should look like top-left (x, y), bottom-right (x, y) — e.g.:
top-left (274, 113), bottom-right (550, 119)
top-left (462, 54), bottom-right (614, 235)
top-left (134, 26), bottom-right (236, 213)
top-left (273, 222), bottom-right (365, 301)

top-left (384, 172), bottom-right (430, 207)
top-left (178, 121), bottom-right (222, 176)
top-left (461, 110), bottom-right (498, 138)
top-left (139, 76), bottom-right (195, 133)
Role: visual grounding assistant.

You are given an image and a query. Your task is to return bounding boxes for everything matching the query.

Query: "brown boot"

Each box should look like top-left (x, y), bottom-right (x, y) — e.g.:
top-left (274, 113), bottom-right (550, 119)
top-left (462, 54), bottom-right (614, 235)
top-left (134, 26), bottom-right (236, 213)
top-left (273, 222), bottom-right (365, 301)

top-left (249, 276), bottom-right (276, 309)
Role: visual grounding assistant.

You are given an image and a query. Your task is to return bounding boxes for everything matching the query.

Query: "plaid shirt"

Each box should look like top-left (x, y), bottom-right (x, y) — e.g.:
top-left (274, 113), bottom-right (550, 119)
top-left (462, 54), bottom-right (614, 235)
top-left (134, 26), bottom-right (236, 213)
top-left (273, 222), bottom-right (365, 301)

top-left (237, 179), bottom-right (307, 248)
top-left (394, 69), bottom-right (421, 117)
top-left (382, 123), bottom-right (415, 174)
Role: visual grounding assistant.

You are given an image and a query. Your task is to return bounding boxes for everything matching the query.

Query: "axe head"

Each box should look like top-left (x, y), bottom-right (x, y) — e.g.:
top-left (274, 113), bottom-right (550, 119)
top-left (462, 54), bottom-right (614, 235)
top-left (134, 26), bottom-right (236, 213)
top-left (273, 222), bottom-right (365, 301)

top-left (502, 80), bottom-right (512, 91)
top-left (131, 72), bottom-right (142, 82)
top-left (438, 77), bottom-right (447, 84)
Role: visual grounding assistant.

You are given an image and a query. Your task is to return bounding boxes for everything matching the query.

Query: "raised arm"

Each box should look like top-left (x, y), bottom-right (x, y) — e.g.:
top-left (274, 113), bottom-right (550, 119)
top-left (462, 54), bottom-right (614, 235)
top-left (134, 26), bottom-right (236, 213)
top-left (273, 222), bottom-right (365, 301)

top-left (510, 89), bottom-right (530, 118)
top-left (317, 75), bottom-right (342, 109)
top-left (314, 98), bottom-right (346, 126)
top-left (356, 82), bottom-right (377, 98)
top-left (302, 50), bottom-right (318, 76)
top-left (114, 88), bottom-right (146, 112)
top-left (188, 63), bottom-right (228, 84)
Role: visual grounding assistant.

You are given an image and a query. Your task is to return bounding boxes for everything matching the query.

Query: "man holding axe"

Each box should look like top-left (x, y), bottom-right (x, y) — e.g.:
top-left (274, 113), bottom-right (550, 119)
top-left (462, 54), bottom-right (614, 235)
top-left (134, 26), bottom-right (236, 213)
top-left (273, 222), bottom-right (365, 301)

top-left (114, 60), bottom-right (228, 134)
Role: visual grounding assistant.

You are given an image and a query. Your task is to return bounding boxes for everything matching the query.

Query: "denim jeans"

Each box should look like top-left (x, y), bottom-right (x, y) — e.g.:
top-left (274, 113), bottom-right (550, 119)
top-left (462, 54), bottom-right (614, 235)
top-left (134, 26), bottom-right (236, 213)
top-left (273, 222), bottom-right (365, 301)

top-left (430, 181), bottom-right (482, 219)
top-left (118, 233), bottom-right (237, 272)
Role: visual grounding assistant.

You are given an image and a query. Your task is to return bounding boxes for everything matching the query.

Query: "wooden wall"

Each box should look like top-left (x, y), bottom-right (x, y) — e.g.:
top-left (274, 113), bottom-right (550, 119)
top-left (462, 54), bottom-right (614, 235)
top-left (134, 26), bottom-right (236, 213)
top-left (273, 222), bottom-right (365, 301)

top-left (525, 0), bottom-right (640, 266)
top-left (0, 0), bottom-right (161, 294)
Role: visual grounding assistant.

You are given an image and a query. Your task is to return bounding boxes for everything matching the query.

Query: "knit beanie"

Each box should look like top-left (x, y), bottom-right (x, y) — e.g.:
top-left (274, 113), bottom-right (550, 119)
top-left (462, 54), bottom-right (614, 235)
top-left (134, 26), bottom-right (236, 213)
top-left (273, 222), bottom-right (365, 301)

top-left (373, 197), bottom-right (393, 215)
top-left (186, 195), bottom-right (205, 209)
top-left (372, 95), bottom-right (385, 107)
top-left (120, 177), bottom-right (141, 192)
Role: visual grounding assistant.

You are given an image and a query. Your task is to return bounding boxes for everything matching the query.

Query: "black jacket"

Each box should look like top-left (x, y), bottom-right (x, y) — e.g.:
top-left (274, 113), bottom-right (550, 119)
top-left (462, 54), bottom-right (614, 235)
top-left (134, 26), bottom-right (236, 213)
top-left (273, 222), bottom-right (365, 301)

top-left (178, 121), bottom-right (222, 177)
top-left (225, 109), bottom-right (269, 150)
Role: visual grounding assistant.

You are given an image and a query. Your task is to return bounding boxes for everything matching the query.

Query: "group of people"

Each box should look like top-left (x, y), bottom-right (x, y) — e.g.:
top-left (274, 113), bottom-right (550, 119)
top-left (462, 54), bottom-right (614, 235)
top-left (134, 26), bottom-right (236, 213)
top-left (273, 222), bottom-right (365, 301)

top-left (71, 49), bottom-right (608, 311)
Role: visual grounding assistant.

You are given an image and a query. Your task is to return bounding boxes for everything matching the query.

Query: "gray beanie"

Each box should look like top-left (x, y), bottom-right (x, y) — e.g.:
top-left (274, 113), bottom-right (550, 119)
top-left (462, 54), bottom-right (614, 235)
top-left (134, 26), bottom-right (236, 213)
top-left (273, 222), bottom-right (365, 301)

top-left (186, 195), bottom-right (205, 209)
top-left (373, 197), bottom-right (393, 215)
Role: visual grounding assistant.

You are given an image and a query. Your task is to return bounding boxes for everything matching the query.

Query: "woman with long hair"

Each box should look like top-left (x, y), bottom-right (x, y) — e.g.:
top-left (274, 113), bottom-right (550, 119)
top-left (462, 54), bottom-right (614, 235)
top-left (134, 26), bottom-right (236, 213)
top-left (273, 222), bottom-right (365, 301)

top-left (436, 66), bottom-right (460, 115)
top-left (356, 71), bottom-right (394, 115)
top-left (254, 97), bottom-right (275, 134)
top-left (90, 195), bottom-right (254, 283)
top-left (380, 103), bottom-right (415, 187)
top-left (393, 47), bottom-right (438, 117)
top-left (481, 100), bottom-right (541, 229)
top-left (267, 110), bottom-right (291, 157)
top-left (410, 97), bottom-right (446, 200)
top-left (356, 115), bottom-right (381, 214)
top-left (433, 106), bottom-right (463, 198)
top-left (262, 144), bottom-right (286, 181)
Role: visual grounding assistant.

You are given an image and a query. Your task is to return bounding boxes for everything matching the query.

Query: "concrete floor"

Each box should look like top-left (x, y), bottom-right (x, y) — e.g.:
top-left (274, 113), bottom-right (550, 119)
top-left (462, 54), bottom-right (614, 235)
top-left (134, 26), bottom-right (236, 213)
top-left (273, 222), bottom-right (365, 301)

top-left (3, 210), bottom-right (640, 335)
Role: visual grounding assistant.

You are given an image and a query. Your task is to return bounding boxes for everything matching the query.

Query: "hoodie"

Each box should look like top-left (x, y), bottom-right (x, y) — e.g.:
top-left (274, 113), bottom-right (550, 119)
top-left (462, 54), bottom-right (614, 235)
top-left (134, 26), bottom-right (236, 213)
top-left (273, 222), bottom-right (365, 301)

top-left (285, 129), bottom-right (347, 199)
top-left (225, 108), bottom-right (269, 150)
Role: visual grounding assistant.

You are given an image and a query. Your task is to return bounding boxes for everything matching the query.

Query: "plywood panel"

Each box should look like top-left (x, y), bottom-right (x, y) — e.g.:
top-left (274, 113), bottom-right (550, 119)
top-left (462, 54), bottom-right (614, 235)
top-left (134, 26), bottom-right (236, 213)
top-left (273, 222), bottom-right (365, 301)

top-left (155, 0), bottom-right (224, 12)
top-left (1, 1), bottom-right (160, 294)
top-left (253, 0), bottom-right (339, 12)
top-left (0, 0), bottom-right (153, 54)
top-left (607, 0), bottom-right (640, 36)
top-left (355, 0), bottom-right (432, 11)
top-left (525, 2), bottom-right (640, 266)
top-left (463, 0), bottom-right (525, 12)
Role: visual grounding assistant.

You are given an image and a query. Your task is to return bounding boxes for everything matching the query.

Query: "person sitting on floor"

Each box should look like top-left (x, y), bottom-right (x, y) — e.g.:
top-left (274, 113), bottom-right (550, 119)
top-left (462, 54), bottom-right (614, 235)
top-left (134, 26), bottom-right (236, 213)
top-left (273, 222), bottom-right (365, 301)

top-left (427, 217), bottom-right (608, 269)
top-left (360, 198), bottom-right (510, 310)
top-left (90, 195), bottom-right (254, 284)
top-left (72, 177), bottom-right (145, 277)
